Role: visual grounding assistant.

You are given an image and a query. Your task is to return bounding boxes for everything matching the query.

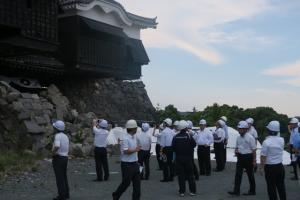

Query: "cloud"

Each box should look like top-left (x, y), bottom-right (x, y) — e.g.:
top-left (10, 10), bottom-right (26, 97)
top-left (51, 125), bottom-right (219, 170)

top-left (263, 60), bottom-right (300, 87)
top-left (117, 0), bottom-right (274, 64)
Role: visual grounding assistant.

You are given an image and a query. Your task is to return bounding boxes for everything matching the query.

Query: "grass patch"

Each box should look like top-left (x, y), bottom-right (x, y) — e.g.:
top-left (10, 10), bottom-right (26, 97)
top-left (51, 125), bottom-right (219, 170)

top-left (0, 150), bottom-right (41, 180)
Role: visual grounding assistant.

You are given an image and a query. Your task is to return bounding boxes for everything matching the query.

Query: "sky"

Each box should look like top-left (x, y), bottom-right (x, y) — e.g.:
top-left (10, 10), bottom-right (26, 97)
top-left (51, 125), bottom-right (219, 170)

top-left (117, 0), bottom-right (300, 117)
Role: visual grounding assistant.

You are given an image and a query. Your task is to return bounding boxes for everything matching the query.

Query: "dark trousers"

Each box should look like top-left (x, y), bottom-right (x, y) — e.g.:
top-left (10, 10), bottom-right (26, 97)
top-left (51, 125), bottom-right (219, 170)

top-left (214, 142), bottom-right (225, 170)
top-left (94, 147), bottom-right (109, 180)
top-left (223, 142), bottom-right (227, 169)
top-left (138, 150), bottom-right (150, 179)
top-left (233, 153), bottom-right (256, 193)
top-left (176, 157), bottom-right (196, 194)
top-left (162, 146), bottom-right (174, 180)
top-left (52, 156), bottom-right (69, 199)
top-left (155, 144), bottom-right (163, 170)
top-left (291, 157), bottom-right (300, 179)
top-left (197, 145), bottom-right (211, 175)
top-left (113, 162), bottom-right (141, 200)
top-left (265, 164), bottom-right (286, 200)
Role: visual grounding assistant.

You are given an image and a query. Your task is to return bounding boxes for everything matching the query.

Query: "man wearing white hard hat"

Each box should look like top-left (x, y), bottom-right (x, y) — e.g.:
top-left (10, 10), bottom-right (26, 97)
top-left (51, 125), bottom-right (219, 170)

top-left (173, 120), bottom-right (180, 134)
top-left (160, 118), bottom-right (176, 182)
top-left (291, 122), bottom-right (300, 181)
top-left (152, 123), bottom-right (164, 170)
top-left (113, 119), bottom-right (141, 200)
top-left (220, 116), bottom-right (229, 169)
top-left (213, 120), bottom-right (226, 172)
top-left (195, 119), bottom-right (213, 176)
top-left (260, 121), bottom-right (286, 200)
top-left (186, 120), bottom-right (199, 180)
top-left (137, 123), bottom-right (152, 180)
top-left (172, 120), bottom-right (197, 197)
top-left (228, 121), bottom-right (256, 196)
top-left (52, 120), bottom-right (70, 200)
top-left (288, 117), bottom-right (299, 180)
top-left (246, 118), bottom-right (258, 143)
top-left (92, 119), bottom-right (109, 181)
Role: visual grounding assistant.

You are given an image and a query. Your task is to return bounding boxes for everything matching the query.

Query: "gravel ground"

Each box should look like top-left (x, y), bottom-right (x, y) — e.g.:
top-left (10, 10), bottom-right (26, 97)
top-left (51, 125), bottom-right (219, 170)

top-left (0, 156), bottom-right (300, 200)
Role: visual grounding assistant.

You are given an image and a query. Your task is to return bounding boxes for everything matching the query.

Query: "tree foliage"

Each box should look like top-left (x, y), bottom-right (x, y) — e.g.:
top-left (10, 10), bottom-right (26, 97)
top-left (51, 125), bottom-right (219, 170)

top-left (156, 103), bottom-right (290, 142)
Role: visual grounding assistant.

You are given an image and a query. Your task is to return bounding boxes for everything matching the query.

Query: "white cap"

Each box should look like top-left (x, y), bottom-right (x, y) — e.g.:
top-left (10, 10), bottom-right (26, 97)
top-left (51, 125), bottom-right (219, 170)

top-left (53, 120), bottom-right (65, 131)
top-left (126, 119), bottom-right (138, 129)
top-left (99, 119), bottom-right (108, 128)
top-left (199, 119), bottom-right (207, 125)
top-left (220, 116), bottom-right (227, 122)
top-left (178, 120), bottom-right (188, 130)
top-left (217, 120), bottom-right (226, 128)
top-left (173, 120), bottom-right (179, 126)
top-left (266, 121), bottom-right (280, 132)
top-left (187, 120), bottom-right (193, 129)
top-left (237, 121), bottom-right (249, 129)
top-left (164, 118), bottom-right (172, 126)
top-left (142, 123), bottom-right (150, 132)
top-left (289, 117), bottom-right (299, 124)
top-left (246, 118), bottom-right (254, 124)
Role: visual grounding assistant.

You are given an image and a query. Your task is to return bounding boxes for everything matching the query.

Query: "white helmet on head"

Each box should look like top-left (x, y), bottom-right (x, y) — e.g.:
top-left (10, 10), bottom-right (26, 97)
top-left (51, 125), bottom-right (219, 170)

top-left (237, 121), bottom-right (249, 129)
top-left (142, 123), bottom-right (150, 132)
top-left (53, 120), bottom-right (65, 131)
top-left (187, 120), bottom-right (193, 129)
top-left (173, 120), bottom-right (179, 126)
top-left (217, 120), bottom-right (226, 128)
top-left (99, 119), bottom-right (108, 128)
top-left (164, 118), bottom-right (172, 126)
top-left (290, 117), bottom-right (299, 124)
top-left (199, 119), bottom-right (207, 125)
top-left (266, 121), bottom-right (280, 132)
top-left (178, 120), bottom-right (188, 130)
top-left (126, 119), bottom-right (138, 129)
top-left (220, 116), bottom-right (227, 122)
top-left (246, 118), bottom-right (254, 124)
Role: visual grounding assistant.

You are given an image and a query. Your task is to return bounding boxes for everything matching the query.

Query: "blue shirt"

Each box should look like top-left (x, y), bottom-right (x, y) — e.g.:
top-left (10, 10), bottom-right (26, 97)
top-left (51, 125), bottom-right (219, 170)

top-left (292, 132), bottom-right (300, 157)
top-left (160, 127), bottom-right (175, 147)
top-left (289, 128), bottom-right (299, 145)
top-left (223, 125), bottom-right (229, 140)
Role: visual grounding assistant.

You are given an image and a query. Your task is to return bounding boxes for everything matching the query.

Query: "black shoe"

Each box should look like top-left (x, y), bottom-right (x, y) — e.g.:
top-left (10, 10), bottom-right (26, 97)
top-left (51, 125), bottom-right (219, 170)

top-left (205, 173), bottom-right (211, 176)
top-left (243, 192), bottom-right (256, 196)
top-left (112, 193), bottom-right (119, 200)
top-left (228, 191), bottom-right (240, 196)
top-left (291, 177), bottom-right (299, 180)
top-left (195, 177), bottom-right (199, 181)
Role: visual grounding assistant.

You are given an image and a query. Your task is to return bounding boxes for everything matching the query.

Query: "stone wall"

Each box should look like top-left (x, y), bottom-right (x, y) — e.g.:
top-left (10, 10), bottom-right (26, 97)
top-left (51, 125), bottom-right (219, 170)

top-left (0, 78), bottom-right (156, 156)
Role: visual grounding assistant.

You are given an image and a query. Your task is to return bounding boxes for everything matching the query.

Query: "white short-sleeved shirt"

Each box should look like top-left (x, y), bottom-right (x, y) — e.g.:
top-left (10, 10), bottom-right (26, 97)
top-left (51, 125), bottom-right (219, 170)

top-left (213, 128), bottom-right (225, 143)
top-left (53, 132), bottom-right (69, 157)
top-left (236, 133), bottom-right (256, 154)
top-left (261, 136), bottom-right (284, 165)
top-left (137, 131), bottom-right (152, 151)
top-left (153, 129), bottom-right (162, 145)
top-left (195, 128), bottom-right (214, 146)
top-left (121, 133), bottom-right (138, 162)
top-left (223, 125), bottom-right (229, 140)
top-left (160, 127), bottom-right (175, 147)
top-left (93, 127), bottom-right (109, 147)
top-left (248, 126), bottom-right (258, 139)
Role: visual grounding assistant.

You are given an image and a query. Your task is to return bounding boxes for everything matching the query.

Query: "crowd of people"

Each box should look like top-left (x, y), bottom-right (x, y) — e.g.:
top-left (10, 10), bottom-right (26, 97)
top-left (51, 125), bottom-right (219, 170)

top-left (50, 116), bottom-right (300, 200)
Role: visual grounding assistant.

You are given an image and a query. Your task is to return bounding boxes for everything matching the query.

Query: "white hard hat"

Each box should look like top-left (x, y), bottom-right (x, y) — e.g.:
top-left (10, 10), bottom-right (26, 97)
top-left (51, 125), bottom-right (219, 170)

top-left (237, 121), bottom-right (249, 129)
top-left (126, 119), bottom-right (138, 129)
top-left (178, 120), bottom-right (188, 130)
top-left (217, 120), bottom-right (226, 127)
top-left (266, 121), bottom-right (280, 132)
top-left (199, 119), bottom-right (207, 125)
top-left (298, 122), bottom-right (300, 127)
top-left (289, 117), bottom-right (299, 124)
top-left (164, 118), bottom-right (172, 126)
top-left (99, 119), bottom-right (108, 128)
top-left (220, 116), bottom-right (227, 122)
top-left (246, 118), bottom-right (254, 124)
top-left (187, 120), bottom-right (193, 129)
top-left (53, 120), bottom-right (65, 131)
top-left (173, 120), bottom-right (179, 126)
top-left (142, 123), bottom-right (150, 132)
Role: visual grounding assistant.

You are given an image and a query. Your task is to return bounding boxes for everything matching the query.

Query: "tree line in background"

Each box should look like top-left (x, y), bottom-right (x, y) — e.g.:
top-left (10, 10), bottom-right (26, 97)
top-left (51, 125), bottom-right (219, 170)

top-left (155, 103), bottom-right (290, 143)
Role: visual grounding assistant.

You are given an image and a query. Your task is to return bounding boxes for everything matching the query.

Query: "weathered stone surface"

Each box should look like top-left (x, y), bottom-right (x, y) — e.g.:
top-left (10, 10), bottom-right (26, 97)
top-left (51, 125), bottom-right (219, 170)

top-left (12, 101), bottom-right (24, 112)
top-left (70, 143), bottom-right (84, 157)
top-left (0, 98), bottom-right (8, 106)
top-left (18, 112), bottom-right (32, 120)
top-left (0, 85), bottom-right (7, 98)
top-left (21, 93), bottom-right (33, 99)
top-left (34, 116), bottom-right (48, 125)
top-left (24, 120), bottom-right (45, 134)
top-left (77, 112), bottom-right (96, 128)
top-left (6, 92), bottom-right (21, 103)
